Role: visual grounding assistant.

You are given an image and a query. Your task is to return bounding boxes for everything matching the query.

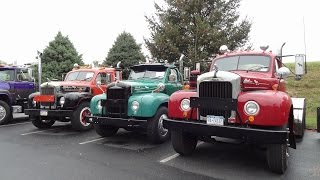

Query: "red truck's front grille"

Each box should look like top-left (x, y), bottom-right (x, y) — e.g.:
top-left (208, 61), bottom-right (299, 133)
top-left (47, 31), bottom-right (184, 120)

top-left (40, 86), bottom-right (55, 106)
top-left (199, 81), bottom-right (232, 117)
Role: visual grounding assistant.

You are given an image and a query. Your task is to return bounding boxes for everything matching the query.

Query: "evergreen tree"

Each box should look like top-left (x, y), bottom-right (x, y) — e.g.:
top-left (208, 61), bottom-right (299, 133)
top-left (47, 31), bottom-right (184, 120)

top-left (145, 0), bottom-right (251, 69)
top-left (104, 31), bottom-right (145, 79)
top-left (35, 31), bottom-right (83, 81)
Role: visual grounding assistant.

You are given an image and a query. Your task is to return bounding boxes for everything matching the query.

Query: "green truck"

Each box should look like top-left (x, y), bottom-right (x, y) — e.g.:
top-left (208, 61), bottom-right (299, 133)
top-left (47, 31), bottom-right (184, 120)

top-left (87, 63), bottom-right (183, 143)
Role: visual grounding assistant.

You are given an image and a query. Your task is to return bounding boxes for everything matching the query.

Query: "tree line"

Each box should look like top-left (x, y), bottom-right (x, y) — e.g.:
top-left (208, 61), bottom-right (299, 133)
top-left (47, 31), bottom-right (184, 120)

top-left (32, 0), bottom-right (251, 82)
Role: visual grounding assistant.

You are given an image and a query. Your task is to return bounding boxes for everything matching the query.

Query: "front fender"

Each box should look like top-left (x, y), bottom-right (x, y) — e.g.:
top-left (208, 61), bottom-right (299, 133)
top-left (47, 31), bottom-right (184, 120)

top-left (168, 90), bottom-right (197, 120)
top-left (90, 94), bottom-right (106, 115)
top-left (238, 90), bottom-right (292, 126)
top-left (63, 92), bottom-right (92, 109)
top-left (128, 93), bottom-right (169, 117)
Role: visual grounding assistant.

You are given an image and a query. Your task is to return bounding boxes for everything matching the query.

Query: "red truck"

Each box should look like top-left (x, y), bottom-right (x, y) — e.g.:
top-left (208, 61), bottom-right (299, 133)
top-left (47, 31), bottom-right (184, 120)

top-left (25, 65), bottom-right (121, 131)
top-left (163, 45), bottom-right (306, 174)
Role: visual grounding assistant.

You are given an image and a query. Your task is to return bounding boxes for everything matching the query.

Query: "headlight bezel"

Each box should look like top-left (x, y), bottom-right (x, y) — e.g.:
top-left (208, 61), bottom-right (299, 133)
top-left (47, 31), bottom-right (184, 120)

top-left (180, 98), bottom-right (191, 111)
top-left (131, 101), bottom-right (140, 111)
top-left (244, 101), bottom-right (260, 116)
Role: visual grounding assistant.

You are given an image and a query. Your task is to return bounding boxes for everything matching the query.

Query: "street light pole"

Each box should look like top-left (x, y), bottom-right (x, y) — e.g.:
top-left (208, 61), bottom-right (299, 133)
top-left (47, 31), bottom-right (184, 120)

top-left (37, 51), bottom-right (42, 92)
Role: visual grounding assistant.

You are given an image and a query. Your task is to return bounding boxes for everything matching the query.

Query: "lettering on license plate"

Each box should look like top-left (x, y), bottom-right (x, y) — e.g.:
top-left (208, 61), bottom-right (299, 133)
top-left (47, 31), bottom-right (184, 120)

top-left (40, 110), bottom-right (48, 116)
top-left (206, 115), bottom-right (224, 126)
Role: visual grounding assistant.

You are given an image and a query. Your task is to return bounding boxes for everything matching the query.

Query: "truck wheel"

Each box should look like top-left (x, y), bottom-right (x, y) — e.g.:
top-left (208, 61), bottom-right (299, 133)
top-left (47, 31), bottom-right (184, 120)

top-left (147, 106), bottom-right (170, 144)
top-left (171, 130), bottom-right (197, 156)
top-left (0, 100), bottom-right (12, 125)
top-left (31, 116), bottom-right (55, 129)
top-left (267, 143), bottom-right (288, 174)
top-left (94, 124), bottom-right (119, 137)
top-left (71, 101), bottom-right (93, 131)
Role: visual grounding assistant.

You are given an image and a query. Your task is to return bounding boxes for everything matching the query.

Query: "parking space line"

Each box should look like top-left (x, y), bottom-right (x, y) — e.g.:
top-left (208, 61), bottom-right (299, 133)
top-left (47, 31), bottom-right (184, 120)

top-left (20, 127), bottom-right (64, 136)
top-left (160, 153), bottom-right (180, 163)
top-left (79, 137), bottom-right (105, 145)
top-left (21, 130), bottom-right (49, 136)
top-left (0, 122), bottom-right (31, 128)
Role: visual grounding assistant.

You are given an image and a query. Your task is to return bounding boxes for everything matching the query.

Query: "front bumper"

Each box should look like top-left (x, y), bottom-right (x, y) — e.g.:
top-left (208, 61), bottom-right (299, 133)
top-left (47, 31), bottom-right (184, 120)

top-left (24, 109), bottom-right (73, 117)
top-left (163, 118), bottom-right (289, 145)
top-left (86, 116), bottom-right (147, 128)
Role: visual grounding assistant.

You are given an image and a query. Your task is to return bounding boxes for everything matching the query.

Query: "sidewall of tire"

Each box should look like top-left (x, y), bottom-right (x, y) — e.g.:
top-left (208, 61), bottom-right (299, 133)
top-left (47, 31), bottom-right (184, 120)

top-left (0, 100), bottom-right (12, 125)
top-left (71, 101), bottom-right (93, 131)
top-left (147, 106), bottom-right (170, 144)
top-left (171, 130), bottom-right (197, 156)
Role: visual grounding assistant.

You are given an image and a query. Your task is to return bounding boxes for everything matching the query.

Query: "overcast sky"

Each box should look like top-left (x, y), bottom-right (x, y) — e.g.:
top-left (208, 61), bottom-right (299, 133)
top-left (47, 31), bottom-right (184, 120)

top-left (0, 0), bottom-right (319, 65)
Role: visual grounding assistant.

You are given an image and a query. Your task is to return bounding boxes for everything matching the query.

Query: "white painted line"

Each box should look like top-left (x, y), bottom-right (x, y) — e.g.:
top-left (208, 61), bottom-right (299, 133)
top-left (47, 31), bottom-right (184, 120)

top-left (0, 122), bottom-right (31, 128)
top-left (21, 130), bottom-right (49, 136)
top-left (79, 137), bottom-right (105, 145)
top-left (160, 153), bottom-right (180, 163)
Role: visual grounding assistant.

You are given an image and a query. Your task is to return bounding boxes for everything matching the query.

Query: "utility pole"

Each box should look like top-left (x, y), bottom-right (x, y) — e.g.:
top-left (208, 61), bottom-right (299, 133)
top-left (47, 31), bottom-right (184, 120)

top-left (37, 51), bottom-right (42, 92)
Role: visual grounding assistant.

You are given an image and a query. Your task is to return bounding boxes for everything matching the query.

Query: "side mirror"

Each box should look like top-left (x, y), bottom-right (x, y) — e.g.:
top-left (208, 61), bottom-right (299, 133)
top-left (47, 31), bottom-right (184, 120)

top-left (183, 67), bottom-right (190, 80)
top-left (277, 67), bottom-right (290, 79)
top-left (295, 54), bottom-right (305, 79)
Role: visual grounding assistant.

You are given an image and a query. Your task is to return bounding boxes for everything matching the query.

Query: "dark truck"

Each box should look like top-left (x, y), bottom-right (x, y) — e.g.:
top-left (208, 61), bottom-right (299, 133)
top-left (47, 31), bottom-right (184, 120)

top-left (0, 65), bottom-right (35, 124)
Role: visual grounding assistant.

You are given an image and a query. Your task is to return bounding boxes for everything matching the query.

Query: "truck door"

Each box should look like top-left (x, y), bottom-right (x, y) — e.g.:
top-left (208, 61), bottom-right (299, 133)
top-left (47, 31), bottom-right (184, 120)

top-left (165, 68), bottom-right (183, 95)
top-left (91, 72), bottom-right (107, 95)
top-left (13, 68), bottom-right (35, 101)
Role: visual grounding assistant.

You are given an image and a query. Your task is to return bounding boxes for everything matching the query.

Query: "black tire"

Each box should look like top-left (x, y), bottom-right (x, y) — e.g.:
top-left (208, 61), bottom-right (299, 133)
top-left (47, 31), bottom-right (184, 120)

top-left (71, 101), bottom-right (93, 131)
top-left (31, 116), bottom-right (55, 129)
top-left (171, 130), bottom-right (197, 156)
top-left (147, 106), bottom-right (170, 144)
top-left (266, 143), bottom-right (288, 174)
top-left (0, 100), bottom-right (12, 125)
top-left (94, 124), bottom-right (119, 137)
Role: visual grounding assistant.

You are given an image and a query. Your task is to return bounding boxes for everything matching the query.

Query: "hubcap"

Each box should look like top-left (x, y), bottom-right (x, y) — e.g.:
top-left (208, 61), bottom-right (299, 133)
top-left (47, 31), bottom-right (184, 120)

top-left (158, 114), bottom-right (169, 137)
top-left (0, 106), bottom-right (6, 121)
top-left (80, 107), bottom-right (91, 126)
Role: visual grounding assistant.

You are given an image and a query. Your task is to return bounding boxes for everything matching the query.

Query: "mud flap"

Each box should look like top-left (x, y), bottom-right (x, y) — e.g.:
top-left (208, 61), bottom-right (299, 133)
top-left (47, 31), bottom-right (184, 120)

top-left (289, 112), bottom-right (296, 149)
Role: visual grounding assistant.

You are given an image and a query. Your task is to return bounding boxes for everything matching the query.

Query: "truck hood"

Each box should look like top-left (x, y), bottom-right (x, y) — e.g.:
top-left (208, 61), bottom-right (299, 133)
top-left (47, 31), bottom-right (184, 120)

top-left (109, 79), bottom-right (163, 94)
top-left (0, 82), bottom-right (10, 91)
top-left (40, 80), bottom-right (91, 92)
top-left (232, 71), bottom-right (278, 90)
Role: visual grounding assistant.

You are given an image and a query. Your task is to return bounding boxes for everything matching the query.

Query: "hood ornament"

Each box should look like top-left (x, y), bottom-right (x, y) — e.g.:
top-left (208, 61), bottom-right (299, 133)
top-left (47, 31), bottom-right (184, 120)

top-left (212, 64), bottom-right (219, 78)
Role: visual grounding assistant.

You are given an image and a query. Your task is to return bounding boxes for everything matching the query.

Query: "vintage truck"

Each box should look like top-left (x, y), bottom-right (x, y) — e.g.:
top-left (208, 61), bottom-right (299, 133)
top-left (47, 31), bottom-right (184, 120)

top-left (24, 65), bottom-right (121, 131)
top-left (87, 63), bottom-right (183, 143)
top-left (163, 45), bottom-right (306, 174)
top-left (0, 65), bottom-right (35, 124)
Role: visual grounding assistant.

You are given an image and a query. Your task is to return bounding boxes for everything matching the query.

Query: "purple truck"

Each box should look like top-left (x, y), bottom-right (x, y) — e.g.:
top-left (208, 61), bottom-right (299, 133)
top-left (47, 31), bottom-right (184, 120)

top-left (0, 65), bottom-right (35, 124)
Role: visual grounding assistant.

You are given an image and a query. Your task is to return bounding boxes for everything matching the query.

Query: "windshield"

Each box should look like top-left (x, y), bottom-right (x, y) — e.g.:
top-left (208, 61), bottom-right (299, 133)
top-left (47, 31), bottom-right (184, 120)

top-left (0, 69), bottom-right (14, 81)
top-left (213, 55), bottom-right (271, 72)
top-left (65, 71), bottom-right (94, 81)
top-left (128, 70), bottom-right (165, 80)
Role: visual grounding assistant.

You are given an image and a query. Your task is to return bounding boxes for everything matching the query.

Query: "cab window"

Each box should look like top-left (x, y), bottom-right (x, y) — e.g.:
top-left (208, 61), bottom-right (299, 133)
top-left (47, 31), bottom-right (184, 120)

top-left (96, 73), bottom-right (107, 85)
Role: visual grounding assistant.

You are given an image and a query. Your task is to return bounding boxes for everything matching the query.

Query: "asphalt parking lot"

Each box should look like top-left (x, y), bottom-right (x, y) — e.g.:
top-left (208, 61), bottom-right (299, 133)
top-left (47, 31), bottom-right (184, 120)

top-left (1, 114), bottom-right (319, 180)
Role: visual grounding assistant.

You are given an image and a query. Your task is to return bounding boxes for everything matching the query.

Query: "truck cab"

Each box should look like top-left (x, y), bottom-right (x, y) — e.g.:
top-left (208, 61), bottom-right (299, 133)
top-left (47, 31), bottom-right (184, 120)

top-left (0, 65), bottom-right (35, 124)
top-left (163, 45), bottom-right (306, 174)
top-left (24, 66), bottom-right (121, 131)
top-left (88, 63), bottom-right (183, 143)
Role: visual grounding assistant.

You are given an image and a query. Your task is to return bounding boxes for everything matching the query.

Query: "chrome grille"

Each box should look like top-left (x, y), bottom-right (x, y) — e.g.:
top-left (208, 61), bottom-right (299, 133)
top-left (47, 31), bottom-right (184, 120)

top-left (199, 81), bottom-right (232, 117)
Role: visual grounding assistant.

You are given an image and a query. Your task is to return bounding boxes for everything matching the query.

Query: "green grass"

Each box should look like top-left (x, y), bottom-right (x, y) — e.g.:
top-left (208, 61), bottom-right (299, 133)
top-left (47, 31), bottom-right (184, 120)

top-left (285, 61), bottom-right (320, 129)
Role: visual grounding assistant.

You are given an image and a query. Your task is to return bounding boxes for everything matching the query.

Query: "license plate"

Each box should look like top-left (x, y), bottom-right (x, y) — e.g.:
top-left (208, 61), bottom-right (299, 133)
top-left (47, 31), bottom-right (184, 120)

top-left (40, 110), bottom-right (48, 116)
top-left (207, 115), bottom-right (224, 126)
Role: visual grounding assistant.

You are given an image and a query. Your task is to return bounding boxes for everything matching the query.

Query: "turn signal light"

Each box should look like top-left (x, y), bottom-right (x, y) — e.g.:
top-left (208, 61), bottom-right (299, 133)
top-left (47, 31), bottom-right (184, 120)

top-left (183, 84), bottom-right (190, 90)
top-left (248, 116), bottom-right (255, 122)
top-left (272, 84), bottom-right (279, 91)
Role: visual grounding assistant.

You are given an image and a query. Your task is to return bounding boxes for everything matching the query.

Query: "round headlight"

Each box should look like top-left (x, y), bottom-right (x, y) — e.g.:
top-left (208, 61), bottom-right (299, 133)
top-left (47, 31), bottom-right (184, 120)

top-left (132, 101), bottom-right (139, 111)
top-left (97, 100), bottom-right (102, 110)
top-left (59, 97), bottom-right (65, 105)
top-left (180, 99), bottom-right (191, 111)
top-left (244, 101), bottom-right (260, 116)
